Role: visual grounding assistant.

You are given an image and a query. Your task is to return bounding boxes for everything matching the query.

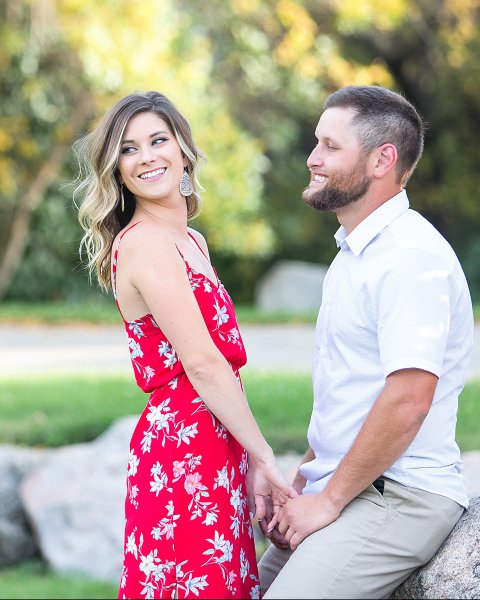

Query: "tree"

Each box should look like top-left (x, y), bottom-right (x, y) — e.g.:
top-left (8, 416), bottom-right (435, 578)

top-left (0, 1), bottom-right (96, 298)
top-left (178, 0), bottom-right (480, 298)
top-left (0, 0), bottom-right (275, 300)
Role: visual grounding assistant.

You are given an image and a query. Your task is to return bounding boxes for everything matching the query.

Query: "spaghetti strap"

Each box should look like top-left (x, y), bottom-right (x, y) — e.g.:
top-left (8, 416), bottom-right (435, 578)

top-left (188, 230), bottom-right (210, 262)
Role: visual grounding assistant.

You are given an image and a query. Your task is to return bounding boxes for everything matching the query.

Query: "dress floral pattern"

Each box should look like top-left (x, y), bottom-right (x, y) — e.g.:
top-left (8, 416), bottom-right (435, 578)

top-left (112, 224), bottom-right (260, 599)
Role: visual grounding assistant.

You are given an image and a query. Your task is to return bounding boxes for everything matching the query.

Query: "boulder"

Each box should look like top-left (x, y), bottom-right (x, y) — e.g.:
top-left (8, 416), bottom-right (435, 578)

top-left (19, 415), bottom-right (137, 584)
top-left (0, 444), bottom-right (51, 566)
top-left (392, 496), bottom-right (480, 599)
top-left (255, 260), bottom-right (327, 313)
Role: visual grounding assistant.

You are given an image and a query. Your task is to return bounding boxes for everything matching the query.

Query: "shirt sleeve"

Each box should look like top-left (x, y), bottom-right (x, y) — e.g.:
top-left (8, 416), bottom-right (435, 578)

top-left (374, 248), bottom-right (453, 378)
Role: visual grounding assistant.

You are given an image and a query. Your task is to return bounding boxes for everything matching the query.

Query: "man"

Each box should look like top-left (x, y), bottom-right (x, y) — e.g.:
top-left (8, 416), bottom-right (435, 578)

top-left (258, 85), bottom-right (474, 599)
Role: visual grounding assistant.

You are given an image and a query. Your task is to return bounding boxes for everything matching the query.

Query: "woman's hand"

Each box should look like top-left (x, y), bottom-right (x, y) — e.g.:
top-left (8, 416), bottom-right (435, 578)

top-left (246, 453), bottom-right (298, 531)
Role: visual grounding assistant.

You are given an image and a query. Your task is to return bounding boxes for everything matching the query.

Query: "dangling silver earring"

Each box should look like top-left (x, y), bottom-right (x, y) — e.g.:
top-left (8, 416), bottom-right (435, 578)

top-left (179, 170), bottom-right (193, 197)
top-left (120, 184), bottom-right (125, 212)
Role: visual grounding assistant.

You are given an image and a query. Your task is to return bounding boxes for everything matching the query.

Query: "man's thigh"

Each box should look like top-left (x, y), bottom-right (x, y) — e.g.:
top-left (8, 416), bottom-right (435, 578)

top-left (259, 479), bottom-right (463, 599)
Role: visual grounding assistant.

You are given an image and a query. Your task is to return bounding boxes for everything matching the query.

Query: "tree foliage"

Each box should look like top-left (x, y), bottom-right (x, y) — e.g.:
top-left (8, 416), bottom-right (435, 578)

top-left (1, 0), bottom-right (480, 301)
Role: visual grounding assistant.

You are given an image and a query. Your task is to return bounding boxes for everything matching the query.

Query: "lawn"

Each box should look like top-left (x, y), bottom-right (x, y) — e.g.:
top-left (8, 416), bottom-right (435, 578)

top-left (0, 300), bottom-right (477, 325)
top-left (0, 370), bottom-right (313, 453)
top-left (0, 300), bottom-right (318, 325)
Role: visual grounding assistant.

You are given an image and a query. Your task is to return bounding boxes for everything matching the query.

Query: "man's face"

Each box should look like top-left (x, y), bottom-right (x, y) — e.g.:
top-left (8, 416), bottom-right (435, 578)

top-left (303, 107), bottom-right (372, 212)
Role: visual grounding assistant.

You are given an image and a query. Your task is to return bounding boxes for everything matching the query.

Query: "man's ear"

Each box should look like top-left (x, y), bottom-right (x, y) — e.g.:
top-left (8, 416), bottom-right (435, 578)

top-left (372, 143), bottom-right (397, 179)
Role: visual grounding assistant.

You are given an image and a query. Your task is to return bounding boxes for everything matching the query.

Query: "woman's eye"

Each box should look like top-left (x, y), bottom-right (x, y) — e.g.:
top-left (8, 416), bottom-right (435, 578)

top-left (152, 137), bottom-right (168, 146)
top-left (120, 146), bottom-right (136, 154)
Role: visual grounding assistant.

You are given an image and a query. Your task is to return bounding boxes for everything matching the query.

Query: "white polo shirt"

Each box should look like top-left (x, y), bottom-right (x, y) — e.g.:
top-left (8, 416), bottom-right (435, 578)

top-left (300, 190), bottom-right (473, 507)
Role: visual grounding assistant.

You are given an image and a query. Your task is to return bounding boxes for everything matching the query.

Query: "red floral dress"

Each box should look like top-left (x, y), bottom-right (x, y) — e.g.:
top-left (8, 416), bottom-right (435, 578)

top-left (112, 223), bottom-right (260, 599)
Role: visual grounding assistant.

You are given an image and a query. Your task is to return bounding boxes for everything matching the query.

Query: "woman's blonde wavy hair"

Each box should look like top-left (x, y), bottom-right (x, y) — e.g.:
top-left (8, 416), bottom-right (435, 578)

top-left (74, 91), bottom-right (205, 291)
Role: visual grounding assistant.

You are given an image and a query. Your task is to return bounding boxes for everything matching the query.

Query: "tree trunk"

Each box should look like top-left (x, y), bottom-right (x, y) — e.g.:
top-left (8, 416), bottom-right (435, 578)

top-left (0, 93), bottom-right (95, 300)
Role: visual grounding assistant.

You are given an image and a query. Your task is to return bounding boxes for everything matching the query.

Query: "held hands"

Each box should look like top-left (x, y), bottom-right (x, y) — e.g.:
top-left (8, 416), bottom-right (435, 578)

top-left (274, 491), bottom-right (341, 550)
top-left (246, 453), bottom-right (298, 532)
top-left (259, 490), bottom-right (342, 551)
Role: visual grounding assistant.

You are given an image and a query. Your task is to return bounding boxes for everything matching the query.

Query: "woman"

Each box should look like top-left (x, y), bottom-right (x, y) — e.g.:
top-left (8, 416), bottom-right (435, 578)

top-left (75, 91), bottom-right (296, 599)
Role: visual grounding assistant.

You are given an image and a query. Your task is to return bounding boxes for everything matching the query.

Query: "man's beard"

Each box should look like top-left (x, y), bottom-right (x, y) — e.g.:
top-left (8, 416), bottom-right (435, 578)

top-left (302, 158), bottom-right (371, 212)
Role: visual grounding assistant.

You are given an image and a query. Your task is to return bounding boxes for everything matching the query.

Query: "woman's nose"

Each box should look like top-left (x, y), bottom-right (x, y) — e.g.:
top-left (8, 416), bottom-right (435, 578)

top-left (139, 145), bottom-right (156, 163)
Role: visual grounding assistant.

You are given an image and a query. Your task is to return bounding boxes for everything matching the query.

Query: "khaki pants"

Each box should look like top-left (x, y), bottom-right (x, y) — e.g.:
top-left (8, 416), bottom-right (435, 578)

top-left (259, 478), bottom-right (463, 599)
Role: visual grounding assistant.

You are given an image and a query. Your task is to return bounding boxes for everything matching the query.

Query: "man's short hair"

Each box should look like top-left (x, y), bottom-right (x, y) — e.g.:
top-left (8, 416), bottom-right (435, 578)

top-left (324, 85), bottom-right (424, 186)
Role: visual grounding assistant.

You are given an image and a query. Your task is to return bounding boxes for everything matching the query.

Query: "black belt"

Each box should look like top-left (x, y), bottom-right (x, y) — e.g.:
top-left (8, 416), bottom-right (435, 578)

top-left (372, 478), bottom-right (385, 495)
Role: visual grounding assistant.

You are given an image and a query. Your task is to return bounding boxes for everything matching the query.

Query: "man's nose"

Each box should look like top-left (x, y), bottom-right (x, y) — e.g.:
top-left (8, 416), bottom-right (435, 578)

top-left (307, 146), bottom-right (323, 169)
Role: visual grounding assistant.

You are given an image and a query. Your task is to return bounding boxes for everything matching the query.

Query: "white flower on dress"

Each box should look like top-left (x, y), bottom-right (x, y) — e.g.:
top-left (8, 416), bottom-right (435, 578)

top-left (213, 301), bottom-right (229, 326)
top-left (184, 573), bottom-right (209, 596)
top-left (126, 531), bottom-right (138, 558)
top-left (128, 321), bottom-right (146, 338)
top-left (128, 338), bottom-right (143, 359)
top-left (144, 366), bottom-right (155, 383)
top-left (176, 422), bottom-right (199, 446)
top-left (139, 551), bottom-right (156, 576)
top-left (230, 486), bottom-right (243, 512)
top-left (230, 515), bottom-right (240, 539)
top-left (150, 464), bottom-right (171, 496)
top-left (250, 584), bottom-right (261, 599)
top-left (203, 511), bottom-right (218, 526)
top-left (228, 327), bottom-right (240, 344)
top-left (240, 548), bottom-right (249, 581)
top-left (128, 450), bottom-right (140, 477)
top-left (239, 452), bottom-right (248, 476)
top-left (214, 465), bottom-right (230, 491)
top-left (158, 341), bottom-right (171, 355)
top-left (163, 350), bottom-right (178, 369)
top-left (203, 280), bottom-right (212, 293)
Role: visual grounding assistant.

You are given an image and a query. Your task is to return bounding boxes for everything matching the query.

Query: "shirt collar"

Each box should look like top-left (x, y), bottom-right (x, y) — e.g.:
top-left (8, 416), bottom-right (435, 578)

top-left (334, 190), bottom-right (410, 255)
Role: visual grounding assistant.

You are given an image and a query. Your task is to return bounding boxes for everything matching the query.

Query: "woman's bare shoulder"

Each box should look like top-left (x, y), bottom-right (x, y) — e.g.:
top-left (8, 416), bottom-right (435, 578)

top-left (187, 226), bottom-right (210, 257)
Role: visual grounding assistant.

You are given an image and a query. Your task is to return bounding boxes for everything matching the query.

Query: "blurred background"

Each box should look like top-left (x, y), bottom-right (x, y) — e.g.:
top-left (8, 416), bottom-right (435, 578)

top-left (1, 0), bottom-right (480, 308)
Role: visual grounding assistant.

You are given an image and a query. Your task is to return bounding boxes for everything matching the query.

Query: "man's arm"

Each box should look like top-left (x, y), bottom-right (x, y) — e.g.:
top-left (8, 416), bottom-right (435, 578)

top-left (277, 367), bottom-right (438, 549)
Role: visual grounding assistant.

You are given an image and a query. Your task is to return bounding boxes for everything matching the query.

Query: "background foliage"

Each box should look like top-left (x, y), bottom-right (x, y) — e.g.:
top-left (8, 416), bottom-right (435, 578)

top-left (1, 0), bottom-right (480, 303)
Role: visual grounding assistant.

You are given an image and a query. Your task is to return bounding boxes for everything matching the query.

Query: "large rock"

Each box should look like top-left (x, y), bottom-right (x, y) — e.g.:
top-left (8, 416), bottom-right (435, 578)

top-left (19, 415), bottom-right (137, 584)
top-left (0, 444), bottom-right (51, 566)
top-left (255, 260), bottom-right (328, 313)
top-left (392, 496), bottom-right (480, 599)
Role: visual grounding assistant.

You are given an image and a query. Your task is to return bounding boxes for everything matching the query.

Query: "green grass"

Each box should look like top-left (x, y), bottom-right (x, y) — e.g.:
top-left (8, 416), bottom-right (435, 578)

top-left (456, 379), bottom-right (480, 452)
top-left (0, 300), bottom-right (317, 325)
top-left (0, 559), bottom-right (117, 599)
top-left (0, 371), bottom-right (478, 453)
top-left (1, 299), bottom-right (478, 324)
top-left (0, 371), bottom-right (312, 453)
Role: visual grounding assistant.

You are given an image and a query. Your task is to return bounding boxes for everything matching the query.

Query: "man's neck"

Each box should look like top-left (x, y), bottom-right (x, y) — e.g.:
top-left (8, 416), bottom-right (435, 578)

top-left (336, 186), bottom-right (403, 235)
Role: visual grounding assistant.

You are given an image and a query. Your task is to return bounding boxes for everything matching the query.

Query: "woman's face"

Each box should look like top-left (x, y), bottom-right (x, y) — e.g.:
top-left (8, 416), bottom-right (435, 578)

top-left (117, 111), bottom-right (186, 206)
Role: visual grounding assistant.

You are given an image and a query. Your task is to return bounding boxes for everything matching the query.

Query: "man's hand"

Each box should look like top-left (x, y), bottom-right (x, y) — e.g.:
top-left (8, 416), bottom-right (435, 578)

top-left (277, 491), bottom-right (341, 550)
top-left (257, 496), bottom-right (290, 549)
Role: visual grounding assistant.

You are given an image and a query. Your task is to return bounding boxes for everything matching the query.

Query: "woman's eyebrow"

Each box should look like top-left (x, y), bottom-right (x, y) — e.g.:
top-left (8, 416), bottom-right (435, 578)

top-left (121, 130), bottom-right (169, 144)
